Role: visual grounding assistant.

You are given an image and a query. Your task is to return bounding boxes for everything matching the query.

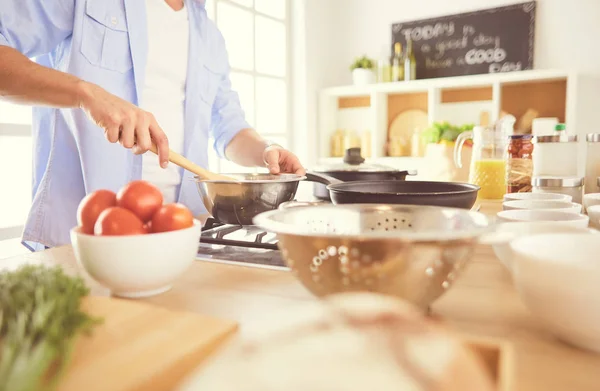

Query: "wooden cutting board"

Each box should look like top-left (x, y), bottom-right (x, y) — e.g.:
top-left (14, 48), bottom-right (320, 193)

top-left (388, 109), bottom-right (429, 141)
top-left (57, 296), bottom-right (238, 391)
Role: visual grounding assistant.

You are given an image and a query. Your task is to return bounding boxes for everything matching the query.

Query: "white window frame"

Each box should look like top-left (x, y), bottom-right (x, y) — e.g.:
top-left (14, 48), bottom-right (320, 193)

top-left (208, 0), bottom-right (292, 173)
top-left (0, 123), bottom-right (31, 241)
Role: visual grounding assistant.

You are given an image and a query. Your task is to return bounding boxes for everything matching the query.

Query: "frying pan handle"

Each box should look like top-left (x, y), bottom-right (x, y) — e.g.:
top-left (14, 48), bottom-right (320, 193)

top-left (304, 172), bottom-right (343, 185)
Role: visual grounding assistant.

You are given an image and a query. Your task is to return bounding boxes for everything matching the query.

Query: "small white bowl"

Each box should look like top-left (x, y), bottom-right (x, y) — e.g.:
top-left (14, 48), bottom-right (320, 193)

top-left (510, 233), bottom-right (600, 353)
top-left (587, 205), bottom-right (600, 229)
top-left (496, 210), bottom-right (590, 228)
top-left (492, 222), bottom-right (596, 272)
top-left (583, 193), bottom-right (600, 213)
top-left (503, 192), bottom-right (572, 203)
top-left (70, 221), bottom-right (201, 298)
top-left (502, 200), bottom-right (582, 214)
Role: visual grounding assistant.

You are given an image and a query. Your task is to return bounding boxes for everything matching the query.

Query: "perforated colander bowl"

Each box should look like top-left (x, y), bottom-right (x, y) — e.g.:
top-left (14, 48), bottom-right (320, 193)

top-left (253, 204), bottom-right (491, 309)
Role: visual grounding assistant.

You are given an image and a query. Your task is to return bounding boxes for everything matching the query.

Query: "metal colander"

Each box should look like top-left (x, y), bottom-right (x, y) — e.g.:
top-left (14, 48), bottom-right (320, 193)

top-left (253, 204), bottom-right (491, 310)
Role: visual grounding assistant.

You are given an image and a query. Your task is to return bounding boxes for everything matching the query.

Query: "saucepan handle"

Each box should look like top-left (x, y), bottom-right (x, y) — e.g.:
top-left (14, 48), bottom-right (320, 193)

top-left (391, 169), bottom-right (418, 180)
top-left (304, 172), bottom-right (343, 186)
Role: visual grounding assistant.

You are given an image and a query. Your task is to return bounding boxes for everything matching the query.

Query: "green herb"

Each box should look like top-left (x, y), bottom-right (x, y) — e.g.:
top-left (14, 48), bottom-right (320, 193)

top-left (0, 265), bottom-right (102, 391)
top-left (349, 55), bottom-right (374, 71)
top-left (420, 121), bottom-right (474, 144)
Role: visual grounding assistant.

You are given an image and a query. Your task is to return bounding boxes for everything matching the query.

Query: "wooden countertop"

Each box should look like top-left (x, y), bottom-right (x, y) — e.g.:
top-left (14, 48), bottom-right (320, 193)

top-left (3, 201), bottom-right (600, 390)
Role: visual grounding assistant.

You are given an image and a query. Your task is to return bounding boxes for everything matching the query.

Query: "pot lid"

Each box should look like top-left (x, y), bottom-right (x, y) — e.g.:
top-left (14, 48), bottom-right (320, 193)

top-left (313, 148), bottom-right (398, 172)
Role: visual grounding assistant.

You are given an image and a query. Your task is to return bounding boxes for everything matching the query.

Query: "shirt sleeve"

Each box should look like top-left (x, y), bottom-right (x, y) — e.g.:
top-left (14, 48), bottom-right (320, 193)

top-left (210, 73), bottom-right (252, 159)
top-left (209, 32), bottom-right (252, 159)
top-left (0, 0), bottom-right (75, 57)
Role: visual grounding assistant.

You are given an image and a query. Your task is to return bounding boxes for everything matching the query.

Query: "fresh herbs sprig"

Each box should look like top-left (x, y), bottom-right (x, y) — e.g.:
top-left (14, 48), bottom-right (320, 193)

top-left (0, 265), bottom-right (102, 391)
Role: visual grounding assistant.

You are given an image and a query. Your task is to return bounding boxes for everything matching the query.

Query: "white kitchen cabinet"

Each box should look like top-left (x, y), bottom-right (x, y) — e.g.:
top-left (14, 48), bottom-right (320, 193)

top-left (315, 69), bottom-right (600, 176)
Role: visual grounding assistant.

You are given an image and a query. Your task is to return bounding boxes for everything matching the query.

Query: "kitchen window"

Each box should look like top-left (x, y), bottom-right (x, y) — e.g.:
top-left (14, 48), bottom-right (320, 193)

top-left (205, 0), bottom-right (292, 173)
top-left (0, 102), bottom-right (32, 250)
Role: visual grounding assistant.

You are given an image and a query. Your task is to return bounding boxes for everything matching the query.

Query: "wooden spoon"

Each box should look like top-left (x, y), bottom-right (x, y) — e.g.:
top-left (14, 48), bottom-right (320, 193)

top-left (149, 144), bottom-right (237, 182)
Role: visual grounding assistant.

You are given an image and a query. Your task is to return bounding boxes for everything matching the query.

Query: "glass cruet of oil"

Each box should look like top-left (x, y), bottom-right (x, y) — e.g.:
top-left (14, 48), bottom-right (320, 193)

top-left (454, 123), bottom-right (510, 200)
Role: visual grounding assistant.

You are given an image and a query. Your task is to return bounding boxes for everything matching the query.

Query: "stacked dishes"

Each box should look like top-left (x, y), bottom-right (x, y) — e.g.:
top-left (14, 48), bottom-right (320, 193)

top-left (510, 234), bottom-right (600, 353)
top-left (498, 191), bottom-right (586, 223)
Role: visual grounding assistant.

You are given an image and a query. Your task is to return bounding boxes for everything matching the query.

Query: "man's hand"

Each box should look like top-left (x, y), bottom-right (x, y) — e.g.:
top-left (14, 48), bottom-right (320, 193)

top-left (78, 82), bottom-right (170, 167)
top-left (263, 145), bottom-right (306, 175)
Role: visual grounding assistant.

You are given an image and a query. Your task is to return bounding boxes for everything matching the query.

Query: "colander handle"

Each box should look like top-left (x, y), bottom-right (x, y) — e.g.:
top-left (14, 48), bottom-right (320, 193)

top-left (304, 172), bottom-right (343, 185)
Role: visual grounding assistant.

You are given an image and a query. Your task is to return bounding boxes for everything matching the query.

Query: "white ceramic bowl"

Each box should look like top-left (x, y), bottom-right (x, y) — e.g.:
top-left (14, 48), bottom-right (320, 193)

top-left (492, 223), bottom-right (596, 272)
top-left (583, 193), bottom-right (600, 213)
top-left (496, 210), bottom-right (589, 228)
top-left (587, 205), bottom-right (600, 229)
top-left (503, 192), bottom-right (572, 203)
top-left (502, 200), bottom-right (582, 214)
top-left (510, 233), bottom-right (600, 353)
top-left (70, 221), bottom-right (201, 298)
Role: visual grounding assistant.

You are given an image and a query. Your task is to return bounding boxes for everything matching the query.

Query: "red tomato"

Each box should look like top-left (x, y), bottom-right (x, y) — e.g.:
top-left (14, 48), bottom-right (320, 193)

top-left (116, 180), bottom-right (163, 222)
top-left (77, 190), bottom-right (117, 234)
top-left (94, 207), bottom-right (146, 236)
top-left (150, 203), bottom-right (194, 233)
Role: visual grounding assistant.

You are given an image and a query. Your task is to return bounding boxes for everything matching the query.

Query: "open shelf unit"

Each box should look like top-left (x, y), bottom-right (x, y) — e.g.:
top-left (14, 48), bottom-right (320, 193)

top-left (316, 69), bottom-right (600, 175)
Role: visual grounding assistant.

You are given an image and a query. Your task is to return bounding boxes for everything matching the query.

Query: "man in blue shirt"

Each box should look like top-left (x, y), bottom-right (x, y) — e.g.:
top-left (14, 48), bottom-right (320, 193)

top-left (0, 0), bottom-right (305, 250)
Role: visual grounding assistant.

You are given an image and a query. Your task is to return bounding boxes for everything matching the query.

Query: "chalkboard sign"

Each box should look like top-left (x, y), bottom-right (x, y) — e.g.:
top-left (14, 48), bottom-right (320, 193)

top-left (391, 1), bottom-right (536, 79)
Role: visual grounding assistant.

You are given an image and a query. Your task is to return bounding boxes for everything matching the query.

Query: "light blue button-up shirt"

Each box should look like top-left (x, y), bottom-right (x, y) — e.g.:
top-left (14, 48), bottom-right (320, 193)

top-left (0, 0), bottom-right (250, 250)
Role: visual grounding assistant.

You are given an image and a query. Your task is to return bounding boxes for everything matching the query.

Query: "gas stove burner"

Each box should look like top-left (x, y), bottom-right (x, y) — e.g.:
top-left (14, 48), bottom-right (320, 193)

top-left (200, 218), bottom-right (278, 250)
top-left (202, 218), bottom-right (227, 231)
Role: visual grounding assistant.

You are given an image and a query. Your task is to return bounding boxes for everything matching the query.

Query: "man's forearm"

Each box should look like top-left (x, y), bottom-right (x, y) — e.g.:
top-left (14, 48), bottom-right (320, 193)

top-left (224, 128), bottom-right (269, 167)
top-left (0, 46), bottom-right (86, 108)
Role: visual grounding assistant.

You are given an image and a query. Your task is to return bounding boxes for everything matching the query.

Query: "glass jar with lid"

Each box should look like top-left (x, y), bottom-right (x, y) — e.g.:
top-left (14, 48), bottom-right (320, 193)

top-left (532, 176), bottom-right (584, 204)
top-left (506, 135), bottom-right (534, 193)
top-left (585, 133), bottom-right (600, 194)
top-left (533, 134), bottom-right (579, 177)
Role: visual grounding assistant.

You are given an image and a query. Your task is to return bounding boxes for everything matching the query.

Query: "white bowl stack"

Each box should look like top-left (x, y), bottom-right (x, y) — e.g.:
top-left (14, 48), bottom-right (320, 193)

top-left (491, 190), bottom-right (600, 354)
top-left (510, 233), bottom-right (600, 353)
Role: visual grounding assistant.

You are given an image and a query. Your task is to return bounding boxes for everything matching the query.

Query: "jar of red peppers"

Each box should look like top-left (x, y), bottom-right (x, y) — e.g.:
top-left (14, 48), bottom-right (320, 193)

top-left (506, 135), bottom-right (534, 193)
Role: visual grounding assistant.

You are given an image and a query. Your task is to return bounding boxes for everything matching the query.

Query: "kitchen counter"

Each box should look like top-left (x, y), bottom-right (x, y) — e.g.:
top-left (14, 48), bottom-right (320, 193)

top-left (3, 200), bottom-right (600, 390)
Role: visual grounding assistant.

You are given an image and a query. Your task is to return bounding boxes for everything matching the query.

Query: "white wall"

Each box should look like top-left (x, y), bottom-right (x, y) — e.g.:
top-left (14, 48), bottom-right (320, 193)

top-left (312, 0), bottom-right (600, 88)
top-left (295, 0), bottom-right (600, 165)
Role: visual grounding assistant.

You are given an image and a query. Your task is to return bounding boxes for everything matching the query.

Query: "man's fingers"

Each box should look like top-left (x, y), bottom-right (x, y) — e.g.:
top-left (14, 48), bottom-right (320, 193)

top-left (104, 126), bottom-right (120, 143)
top-left (150, 122), bottom-right (169, 168)
top-left (264, 149), bottom-right (281, 174)
top-left (119, 116), bottom-right (136, 149)
top-left (134, 124), bottom-right (152, 155)
top-left (294, 163), bottom-right (306, 175)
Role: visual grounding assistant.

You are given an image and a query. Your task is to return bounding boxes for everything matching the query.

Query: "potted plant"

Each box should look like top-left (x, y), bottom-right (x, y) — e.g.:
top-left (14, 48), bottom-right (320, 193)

top-left (349, 55), bottom-right (375, 85)
top-left (418, 122), bottom-right (475, 182)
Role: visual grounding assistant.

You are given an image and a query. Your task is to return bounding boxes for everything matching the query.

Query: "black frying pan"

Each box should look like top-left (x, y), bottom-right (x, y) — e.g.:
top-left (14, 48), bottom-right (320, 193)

top-left (305, 173), bottom-right (480, 210)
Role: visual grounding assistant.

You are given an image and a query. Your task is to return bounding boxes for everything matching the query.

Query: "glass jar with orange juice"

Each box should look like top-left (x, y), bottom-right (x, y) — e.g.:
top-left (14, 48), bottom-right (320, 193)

top-left (454, 125), bottom-right (508, 200)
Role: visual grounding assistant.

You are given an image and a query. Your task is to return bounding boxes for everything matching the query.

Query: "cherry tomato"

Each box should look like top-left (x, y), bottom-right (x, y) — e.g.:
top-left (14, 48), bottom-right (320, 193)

top-left (77, 190), bottom-right (117, 234)
top-left (94, 207), bottom-right (146, 236)
top-left (150, 203), bottom-right (194, 233)
top-left (116, 180), bottom-right (163, 222)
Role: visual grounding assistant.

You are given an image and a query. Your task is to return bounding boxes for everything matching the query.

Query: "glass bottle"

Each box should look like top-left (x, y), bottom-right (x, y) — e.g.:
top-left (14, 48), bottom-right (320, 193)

top-left (506, 135), bottom-right (534, 193)
top-left (376, 47), bottom-right (391, 83)
top-left (391, 42), bottom-right (404, 82)
top-left (403, 38), bottom-right (416, 81)
top-left (454, 125), bottom-right (509, 200)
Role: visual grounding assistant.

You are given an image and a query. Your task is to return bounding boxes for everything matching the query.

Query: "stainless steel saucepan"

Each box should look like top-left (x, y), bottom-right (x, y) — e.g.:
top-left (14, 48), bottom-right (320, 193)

top-left (195, 173), bottom-right (306, 225)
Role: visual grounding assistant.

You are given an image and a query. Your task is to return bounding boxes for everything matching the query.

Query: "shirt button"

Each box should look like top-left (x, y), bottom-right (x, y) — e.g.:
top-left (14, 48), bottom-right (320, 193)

top-left (111, 16), bottom-right (118, 25)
